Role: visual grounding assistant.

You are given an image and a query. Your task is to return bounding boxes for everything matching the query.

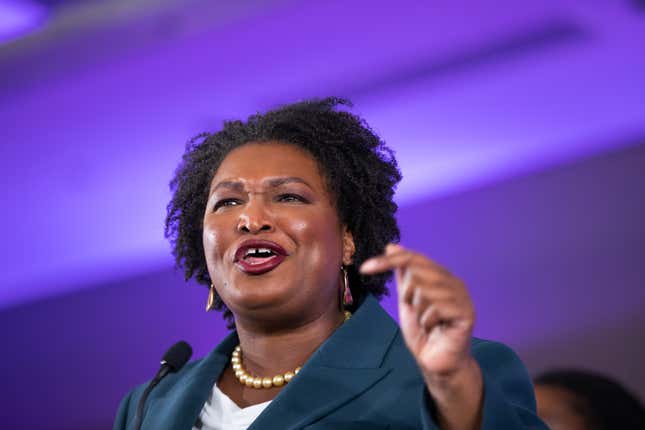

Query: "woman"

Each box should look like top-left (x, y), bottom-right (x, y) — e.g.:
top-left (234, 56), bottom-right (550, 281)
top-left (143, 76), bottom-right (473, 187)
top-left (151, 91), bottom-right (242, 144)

top-left (114, 98), bottom-right (546, 429)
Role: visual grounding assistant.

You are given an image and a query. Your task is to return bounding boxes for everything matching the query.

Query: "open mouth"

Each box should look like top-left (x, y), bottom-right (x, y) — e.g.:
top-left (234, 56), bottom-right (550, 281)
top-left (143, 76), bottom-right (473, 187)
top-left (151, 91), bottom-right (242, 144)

top-left (242, 247), bottom-right (279, 264)
top-left (234, 240), bottom-right (288, 275)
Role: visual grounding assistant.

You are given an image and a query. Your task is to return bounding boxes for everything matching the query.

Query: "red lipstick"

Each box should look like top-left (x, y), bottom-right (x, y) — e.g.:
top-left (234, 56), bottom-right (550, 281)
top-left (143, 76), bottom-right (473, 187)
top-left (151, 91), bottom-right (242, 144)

top-left (233, 239), bottom-right (288, 275)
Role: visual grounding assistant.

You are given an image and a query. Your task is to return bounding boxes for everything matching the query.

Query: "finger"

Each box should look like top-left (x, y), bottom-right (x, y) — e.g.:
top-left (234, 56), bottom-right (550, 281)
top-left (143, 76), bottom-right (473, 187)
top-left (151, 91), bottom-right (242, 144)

top-left (398, 270), bottom-right (459, 305)
top-left (438, 299), bottom-right (475, 326)
top-left (410, 284), bottom-right (431, 309)
top-left (360, 243), bottom-right (417, 274)
top-left (361, 249), bottom-right (437, 275)
top-left (385, 243), bottom-right (406, 254)
top-left (405, 283), bottom-right (473, 324)
top-left (411, 291), bottom-right (461, 331)
top-left (411, 286), bottom-right (459, 310)
top-left (397, 265), bottom-right (414, 304)
top-left (418, 300), bottom-right (471, 333)
top-left (385, 244), bottom-right (450, 277)
top-left (360, 251), bottom-right (413, 274)
top-left (361, 242), bottom-right (450, 276)
top-left (418, 305), bottom-right (442, 331)
top-left (398, 265), bottom-right (441, 305)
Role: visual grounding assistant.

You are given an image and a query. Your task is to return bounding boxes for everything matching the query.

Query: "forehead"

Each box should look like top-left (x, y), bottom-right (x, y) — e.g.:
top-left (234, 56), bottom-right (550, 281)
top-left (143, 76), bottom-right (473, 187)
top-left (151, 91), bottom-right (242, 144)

top-left (212, 142), bottom-right (325, 188)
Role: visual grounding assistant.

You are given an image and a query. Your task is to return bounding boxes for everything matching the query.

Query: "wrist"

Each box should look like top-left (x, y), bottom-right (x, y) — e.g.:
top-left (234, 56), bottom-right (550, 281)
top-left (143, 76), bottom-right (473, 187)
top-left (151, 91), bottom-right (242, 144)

top-left (423, 357), bottom-right (483, 430)
top-left (421, 352), bottom-right (479, 382)
top-left (423, 355), bottom-right (481, 397)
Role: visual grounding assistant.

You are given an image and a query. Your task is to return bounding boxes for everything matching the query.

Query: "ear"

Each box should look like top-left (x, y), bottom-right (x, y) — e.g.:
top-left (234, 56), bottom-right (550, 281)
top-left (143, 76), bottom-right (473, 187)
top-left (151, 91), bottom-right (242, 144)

top-left (341, 226), bottom-right (356, 266)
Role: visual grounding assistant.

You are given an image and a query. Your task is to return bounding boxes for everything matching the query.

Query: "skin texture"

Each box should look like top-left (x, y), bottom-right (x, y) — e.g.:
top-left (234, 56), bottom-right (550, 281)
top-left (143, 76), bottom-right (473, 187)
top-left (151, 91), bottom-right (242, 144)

top-left (203, 142), bottom-right (483, 428)
top-left (535, 385), bottom-right (589, 430)
top-left (203, 142), bottom-right (355, 406)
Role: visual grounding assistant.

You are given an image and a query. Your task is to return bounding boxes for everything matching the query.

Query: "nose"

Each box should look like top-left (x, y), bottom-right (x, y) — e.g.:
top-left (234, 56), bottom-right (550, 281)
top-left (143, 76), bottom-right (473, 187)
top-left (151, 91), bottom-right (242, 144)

top-left (236, 199), bottom-right (273, 234)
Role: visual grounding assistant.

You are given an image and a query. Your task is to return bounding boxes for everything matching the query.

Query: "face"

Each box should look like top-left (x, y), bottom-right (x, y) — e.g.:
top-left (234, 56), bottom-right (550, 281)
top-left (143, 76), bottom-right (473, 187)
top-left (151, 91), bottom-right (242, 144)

top-left (203, 142), bottom-right (355, 325)
top-left (535, 384), bottom-right (589, 430)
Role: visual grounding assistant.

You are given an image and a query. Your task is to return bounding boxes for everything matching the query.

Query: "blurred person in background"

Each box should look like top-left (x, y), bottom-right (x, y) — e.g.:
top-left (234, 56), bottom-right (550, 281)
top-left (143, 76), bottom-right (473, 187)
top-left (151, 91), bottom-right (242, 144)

top-left (534, 368), bottom-right (645, 430)
top-left (114, 98), bottom-right (547, 430)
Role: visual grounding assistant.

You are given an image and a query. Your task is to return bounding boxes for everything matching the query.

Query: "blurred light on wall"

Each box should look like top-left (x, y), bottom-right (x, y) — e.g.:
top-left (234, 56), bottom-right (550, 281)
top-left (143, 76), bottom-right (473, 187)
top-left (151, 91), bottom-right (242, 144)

top-left (0, 0), bottom-right (47, 44)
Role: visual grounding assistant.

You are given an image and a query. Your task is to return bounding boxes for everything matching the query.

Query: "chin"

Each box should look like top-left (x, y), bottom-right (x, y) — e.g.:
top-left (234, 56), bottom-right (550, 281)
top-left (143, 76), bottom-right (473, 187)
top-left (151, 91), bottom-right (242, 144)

top-left (228, 277), bottom-right (295, 311)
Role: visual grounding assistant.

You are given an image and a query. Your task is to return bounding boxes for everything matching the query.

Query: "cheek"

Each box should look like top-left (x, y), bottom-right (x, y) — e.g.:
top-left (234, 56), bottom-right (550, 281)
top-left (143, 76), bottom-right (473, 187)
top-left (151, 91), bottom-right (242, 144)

top-left (202, 221), bottom-right (228, 264)
top-left (202, 227), bottom-right (217, 254)
top-left (290, 214), bottom-right (342, 263)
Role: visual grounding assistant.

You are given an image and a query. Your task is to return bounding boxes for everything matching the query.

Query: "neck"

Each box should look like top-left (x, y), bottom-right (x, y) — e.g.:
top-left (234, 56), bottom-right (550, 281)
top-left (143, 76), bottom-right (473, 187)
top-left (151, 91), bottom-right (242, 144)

top-left (233, 303), bottom-right (345, 377)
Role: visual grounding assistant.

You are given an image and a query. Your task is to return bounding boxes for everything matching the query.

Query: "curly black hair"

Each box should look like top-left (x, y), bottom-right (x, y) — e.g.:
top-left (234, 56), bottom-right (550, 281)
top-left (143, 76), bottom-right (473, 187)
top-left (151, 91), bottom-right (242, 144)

top-left (535, 368), bottom-right (645, 430)
top-left (165, 97), bottom-right (402, 326)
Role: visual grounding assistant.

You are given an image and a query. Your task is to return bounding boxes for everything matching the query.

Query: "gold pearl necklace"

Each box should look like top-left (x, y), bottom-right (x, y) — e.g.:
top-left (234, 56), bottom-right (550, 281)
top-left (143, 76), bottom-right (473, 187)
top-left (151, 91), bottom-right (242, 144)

top-left (231, 311), bottom-right (352, 389)
top-left (231, 345), bottom-right (300, 389)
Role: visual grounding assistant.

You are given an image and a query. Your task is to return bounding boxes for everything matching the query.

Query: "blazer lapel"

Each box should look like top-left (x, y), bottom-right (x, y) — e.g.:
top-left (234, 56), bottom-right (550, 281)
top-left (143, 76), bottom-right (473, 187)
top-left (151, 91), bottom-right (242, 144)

top-left (249, 295), bottom-right (399, 430)
top-left (141, 295), bottom-right (399, 430)
top-left (141, 333), bottom-right (238, 430)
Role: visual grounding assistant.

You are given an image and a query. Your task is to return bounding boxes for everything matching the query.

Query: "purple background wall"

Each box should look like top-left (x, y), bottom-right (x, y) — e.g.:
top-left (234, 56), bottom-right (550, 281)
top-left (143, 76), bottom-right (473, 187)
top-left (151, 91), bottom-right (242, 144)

top-left (1, 1), bottom-right (644, 429)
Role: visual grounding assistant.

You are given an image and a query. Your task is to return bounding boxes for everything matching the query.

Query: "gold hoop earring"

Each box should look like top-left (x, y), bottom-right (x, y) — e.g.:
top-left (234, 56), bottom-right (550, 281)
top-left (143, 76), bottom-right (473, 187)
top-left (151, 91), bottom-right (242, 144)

top-left (206, 284), bottom-right (216, 312)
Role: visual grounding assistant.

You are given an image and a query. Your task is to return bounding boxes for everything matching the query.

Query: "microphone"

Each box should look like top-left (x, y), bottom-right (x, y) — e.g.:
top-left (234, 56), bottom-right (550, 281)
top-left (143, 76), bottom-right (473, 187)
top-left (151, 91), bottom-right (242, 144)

top-left (133, 341), bottom-right (193, 430)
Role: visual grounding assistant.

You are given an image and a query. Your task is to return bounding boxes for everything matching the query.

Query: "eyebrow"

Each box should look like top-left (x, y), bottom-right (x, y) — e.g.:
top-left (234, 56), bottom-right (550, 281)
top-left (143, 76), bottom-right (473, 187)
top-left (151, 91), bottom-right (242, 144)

top-left (266, 177), bottom-right (312, 189)
top-left (210, 176), bottom-right (313, 194)
top-left (211, 181), bottom-right (245, 194)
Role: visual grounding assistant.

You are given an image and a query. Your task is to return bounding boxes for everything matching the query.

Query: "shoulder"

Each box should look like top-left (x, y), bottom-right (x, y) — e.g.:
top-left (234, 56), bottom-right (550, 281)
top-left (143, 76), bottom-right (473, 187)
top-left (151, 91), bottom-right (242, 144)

top-left (382, 331), bottom-right (531, 375)
top-left (383, 334), bottom-right (545, 429)
top-left (470, 337), bottom-right (536, 402)
top-left (471, 337), bottom-right (530, 371)
top-left (470, 338), bottom-right (546, 428)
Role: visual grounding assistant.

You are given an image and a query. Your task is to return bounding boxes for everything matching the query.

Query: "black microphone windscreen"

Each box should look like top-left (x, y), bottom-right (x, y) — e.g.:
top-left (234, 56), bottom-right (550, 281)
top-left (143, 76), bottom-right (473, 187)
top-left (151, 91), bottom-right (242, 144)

top-left (161, 340), bottom-right (193, 371)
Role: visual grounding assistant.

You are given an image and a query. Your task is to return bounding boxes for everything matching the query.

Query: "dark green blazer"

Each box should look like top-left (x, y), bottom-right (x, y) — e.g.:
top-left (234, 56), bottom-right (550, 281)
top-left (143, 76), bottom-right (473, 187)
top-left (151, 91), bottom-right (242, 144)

top-left (114, 295), bottom-right (547, 429)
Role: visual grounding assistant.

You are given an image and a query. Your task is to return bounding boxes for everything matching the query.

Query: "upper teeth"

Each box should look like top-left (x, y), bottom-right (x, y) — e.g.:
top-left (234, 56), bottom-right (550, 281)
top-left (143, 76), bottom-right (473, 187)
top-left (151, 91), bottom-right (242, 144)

top-left (245, 248), bottom-right (273, 256)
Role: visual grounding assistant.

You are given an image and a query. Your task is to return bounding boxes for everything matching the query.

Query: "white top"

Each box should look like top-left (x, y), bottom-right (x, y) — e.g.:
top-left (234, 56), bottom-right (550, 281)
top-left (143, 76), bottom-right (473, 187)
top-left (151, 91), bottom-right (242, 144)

top-left (192, 384), bottom-right (272, 430)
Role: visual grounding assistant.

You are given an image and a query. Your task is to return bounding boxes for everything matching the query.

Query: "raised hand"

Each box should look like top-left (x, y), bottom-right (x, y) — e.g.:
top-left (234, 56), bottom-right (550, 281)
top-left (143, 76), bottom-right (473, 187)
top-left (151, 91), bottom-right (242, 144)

top-left (360, 243), bottom-right (483, 430)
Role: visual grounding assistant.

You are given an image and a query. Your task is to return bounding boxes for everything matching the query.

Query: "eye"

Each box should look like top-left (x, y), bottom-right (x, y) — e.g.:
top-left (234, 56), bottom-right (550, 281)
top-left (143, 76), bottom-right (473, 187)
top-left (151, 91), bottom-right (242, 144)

top-left (213, 198), bottom-right (241, 211)
top-left (277, 193), bottom-right (308, 203)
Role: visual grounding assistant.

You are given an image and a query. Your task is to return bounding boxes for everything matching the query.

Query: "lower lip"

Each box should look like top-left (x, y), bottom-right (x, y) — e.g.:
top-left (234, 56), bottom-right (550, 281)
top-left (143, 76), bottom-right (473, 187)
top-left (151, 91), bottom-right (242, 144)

top-left (235, 255), bottom-right (286, 275)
